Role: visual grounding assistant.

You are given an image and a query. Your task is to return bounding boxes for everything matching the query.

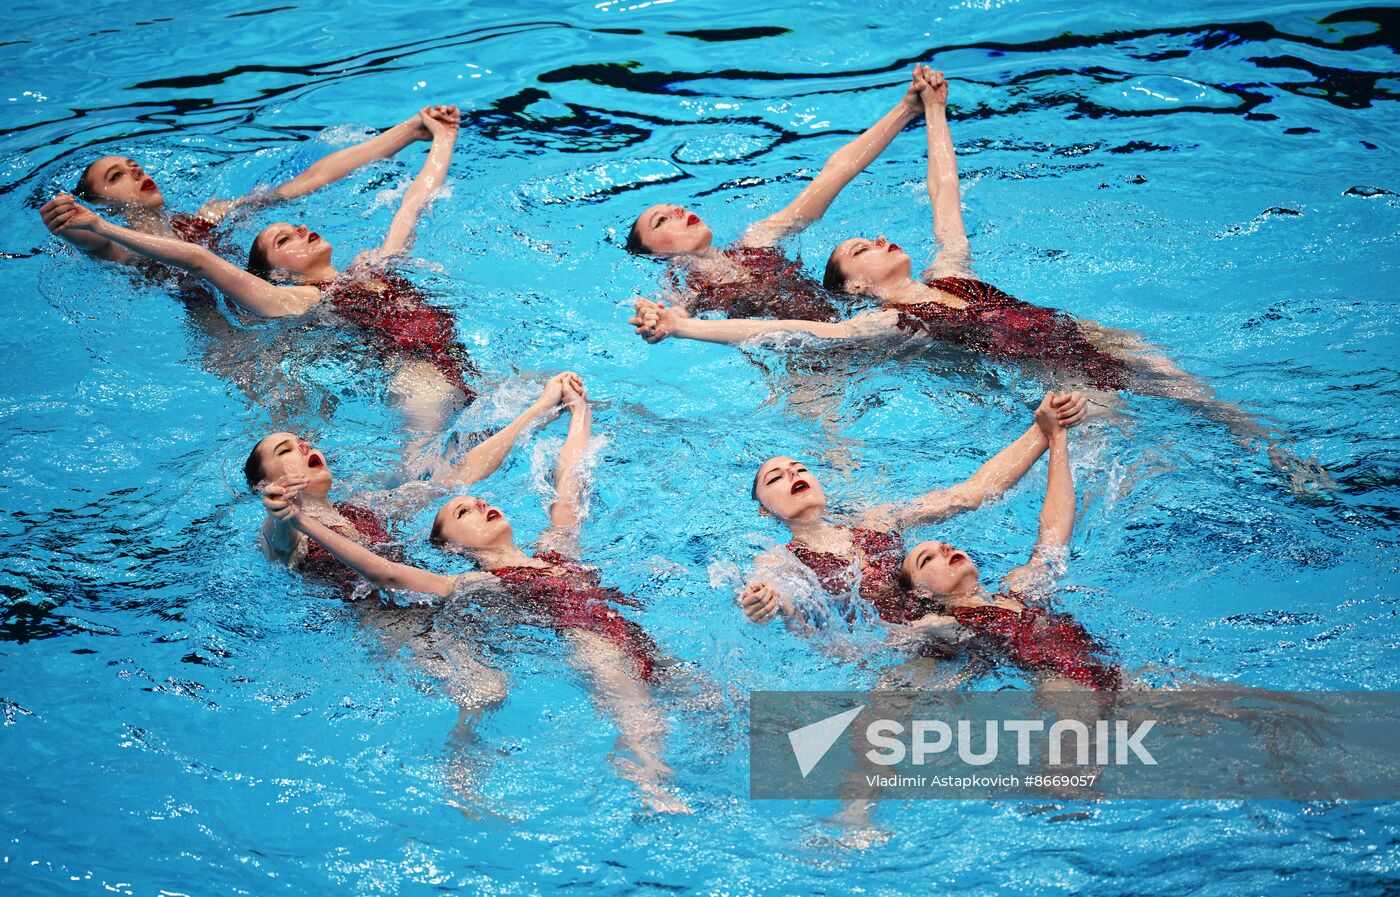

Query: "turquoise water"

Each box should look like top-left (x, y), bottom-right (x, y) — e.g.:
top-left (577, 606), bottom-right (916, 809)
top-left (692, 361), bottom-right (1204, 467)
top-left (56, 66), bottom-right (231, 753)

top-left (3, 0), bottom-right (1399, 893)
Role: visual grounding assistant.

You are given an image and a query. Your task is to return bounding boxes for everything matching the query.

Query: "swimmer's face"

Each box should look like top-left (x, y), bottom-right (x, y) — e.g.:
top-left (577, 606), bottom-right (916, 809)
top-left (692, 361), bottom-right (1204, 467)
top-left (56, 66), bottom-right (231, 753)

top-left (632, 203), bottom-right (713, 256)
top-left (80, 156), bottom-right (165, 210)
top-left (901, 541), bottom-right (979, 597)
top-left (754, 456), bottom-right (826, 523)
top-left (829, 236), bottom-right (910, 293)
top-left (434, 496), bottom-right (513, 550)
top-left (252, 431), bottom-right (333, 495)
top-left (253, 222), bottom-right (333, 277)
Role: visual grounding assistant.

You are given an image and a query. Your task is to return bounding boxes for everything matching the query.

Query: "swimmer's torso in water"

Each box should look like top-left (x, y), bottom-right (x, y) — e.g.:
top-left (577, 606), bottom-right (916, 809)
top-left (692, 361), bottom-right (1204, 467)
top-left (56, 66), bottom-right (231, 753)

top-left (488, 550), bottom-right (659, 680)
top-left (299, 501), bottom-right (398, 595)
top-left (948, 592), bottom-right (1123, 691)
top-left (319, 272), bottom-right (478, 400)
top-left (683, 245), bottom-right (839, 322)
top-left (788, 526), bottom-right (932, 624)
top-left (894, 277), bottom-right (1131, 391)
top-left (134, 212), bottom-right (226, 304)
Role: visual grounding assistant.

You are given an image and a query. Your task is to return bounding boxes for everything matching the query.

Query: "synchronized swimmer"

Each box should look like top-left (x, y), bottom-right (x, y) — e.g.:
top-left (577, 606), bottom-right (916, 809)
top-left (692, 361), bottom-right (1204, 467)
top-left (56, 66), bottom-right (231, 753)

top-left (44, 105), bottom-right (475, 444)
top-left (631, 67), bottom-right (1323, 484)
top-left (37, 64), bottom-right (1309, 815)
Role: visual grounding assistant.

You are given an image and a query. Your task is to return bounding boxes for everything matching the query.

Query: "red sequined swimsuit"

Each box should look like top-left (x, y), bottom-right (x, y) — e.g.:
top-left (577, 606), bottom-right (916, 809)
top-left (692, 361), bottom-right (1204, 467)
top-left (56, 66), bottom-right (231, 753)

top-left (788, 526), bottom-right (934, 624)
top-left (489, 550), bottom-right (659, 681)
top-left (299, 501), bottom-right (397, 595)
top-left (893, 277), bottom-right (1131, 391)
top-left (319, 273), bottom-right (477, 400)
top-left (134, 213), bottom-right (224, 301)
top-left (683, 245), bottom-right (839, 322)
top-left (170, 212), bottom-right (218, 249)
top-left (949, 594), bottom-right (1122, 691)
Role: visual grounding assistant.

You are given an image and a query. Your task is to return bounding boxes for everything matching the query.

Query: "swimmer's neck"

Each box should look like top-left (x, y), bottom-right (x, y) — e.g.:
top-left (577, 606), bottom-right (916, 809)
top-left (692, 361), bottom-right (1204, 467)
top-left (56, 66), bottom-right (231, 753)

top-left (682, 244), bottom-right (723, 263)
top-left (785, 515), bottom-right (849, 547)
top-left (294, 262), bottom-right (341, 284)
top-left (119, 206), bottom-right (174, 236)
top-left (470, 543), bottom-right (536, 571)
top-left (940, 586), bottom-right (990, 608)
top-left (296, 493), bottom-right (337, 514)
top-left (943, 586), bottom-right (1023, 611)
top-left (678, 245), bottom-right (733, 275)
top-left (875, 277), bottom-right (941, 306)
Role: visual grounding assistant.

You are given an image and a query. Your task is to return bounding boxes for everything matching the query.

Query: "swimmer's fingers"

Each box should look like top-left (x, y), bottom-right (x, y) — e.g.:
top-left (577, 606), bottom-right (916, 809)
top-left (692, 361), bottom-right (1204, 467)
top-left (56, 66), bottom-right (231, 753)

top-left (1053, 391), bottom-right (1089, 427)
top-left (901, 64), bottom-right (927, 112)
top-left (44, 196), bottom-right (98, 233)
top-left (642, 316), bottom-right (671, 343)
top-left (432, 104), bottom-right (462, 125)
top-left (548, 370), bottom-right (583, 393)
top-left (1033, 390), bottom-right (1065, 436)
top-left (754, 597), bottom-right (782, 624)
top-left (40, 195), bottom-right (75, 232)
top-left (419, 105), bottom-right (458, 139)
top-left (740, 583), bottom-right (781, 623)
top-left (263, 472), bottom-right (310, 493)
top-left (262, 488), bottom-right (302, 520)
top-left (561, 378), bottom-right (588, 408)
top-left (755, 591), bottom-right (783, 623)
top-left (921, 67), bottom-right (949, 105)
top-left (628, 315), bottom-right (659, 339)
top-left (630, 306), bottom-right (665, 336)
top-left (540, 372), bottom-right (569, 406)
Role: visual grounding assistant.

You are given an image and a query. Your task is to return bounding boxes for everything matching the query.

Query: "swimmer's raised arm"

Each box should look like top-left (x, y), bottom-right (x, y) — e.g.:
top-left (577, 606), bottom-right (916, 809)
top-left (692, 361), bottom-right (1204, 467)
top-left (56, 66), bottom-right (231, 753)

top-left (740, 550), bottom-right (822, 637)
top-left (631, 298), bottom-right (898, 345)
top-left (1003, 393), bottom-right (1076, 593)
top-left (39, 195), bottom-right (131, 262)
top-left (740, 548), bottom-right (799, 625)
top-left (440, 372), bottom-right (576, 487)
top-left (269, 476), bottom-right (463, 597)
top-left (359, 105), bottom-right (460, 265)
top-left (918, 67), bottom-right (973, 279)
top-left (548, 376), bottom-right (592, 531)
top-left (47, 196), bottom-right (320, 317)
top-left (866, 392), bottom-right (1087, 530)
top-left (740, 66), bottom-right (926, 247)
top-left (197, 106), bottom-right (449, 224)
top-left (257, 475), bottom-right (305, 564)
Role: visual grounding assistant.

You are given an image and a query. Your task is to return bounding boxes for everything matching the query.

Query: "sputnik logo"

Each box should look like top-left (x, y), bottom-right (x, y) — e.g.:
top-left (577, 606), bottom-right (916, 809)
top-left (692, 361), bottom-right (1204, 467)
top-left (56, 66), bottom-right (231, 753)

top-left (787, 705), bottom-right (864, 778)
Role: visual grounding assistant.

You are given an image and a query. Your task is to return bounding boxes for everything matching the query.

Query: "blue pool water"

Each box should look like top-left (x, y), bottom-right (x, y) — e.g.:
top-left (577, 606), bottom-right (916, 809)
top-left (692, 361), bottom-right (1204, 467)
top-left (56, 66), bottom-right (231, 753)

top-left (3, 0), bottom-right (1399, 893)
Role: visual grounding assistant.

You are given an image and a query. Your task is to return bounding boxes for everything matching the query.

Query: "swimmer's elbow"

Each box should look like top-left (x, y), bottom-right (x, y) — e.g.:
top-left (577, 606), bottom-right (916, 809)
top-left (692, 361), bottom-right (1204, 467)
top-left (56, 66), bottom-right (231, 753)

top-left (944, 486), bottom-right (984, 515)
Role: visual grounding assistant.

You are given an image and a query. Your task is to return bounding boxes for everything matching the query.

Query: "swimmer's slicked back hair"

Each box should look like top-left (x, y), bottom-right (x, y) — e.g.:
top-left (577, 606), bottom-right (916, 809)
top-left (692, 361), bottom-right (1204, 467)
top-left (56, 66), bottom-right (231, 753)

top-left (244, 441), bottom-right (267, 492)
top-left (246, 235), bottom-right (273, 280)
top-left (822, 248), bottom-right (848, 293)
top-left (74, 160), bottom-right (102, 202)
top-left (624, 217), bottom-right (651, 256)
top-left (897, 564), bottom-right (915, 592)
top-left (429, 514), bottom-right (448, 547)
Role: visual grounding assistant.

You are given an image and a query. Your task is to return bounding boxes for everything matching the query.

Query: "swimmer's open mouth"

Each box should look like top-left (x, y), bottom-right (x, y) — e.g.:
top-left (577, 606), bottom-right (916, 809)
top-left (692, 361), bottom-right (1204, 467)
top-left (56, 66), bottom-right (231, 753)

top-left (686, 213), bottom-right (700, 227)
top-left (140, 178), bottom-right (157, 192)
top-left (307, 453), bottom-right (324, 469)
top-left (887, 242), bottom-right (900, 253)
top-left (948, 552), bottom-right (965, 565)
top-left (486, 509), bottom-right (502, 522)
top-left (308, 232), bottom-right (320, 243)
top-left (790, 480), bottom-right (809, 495)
